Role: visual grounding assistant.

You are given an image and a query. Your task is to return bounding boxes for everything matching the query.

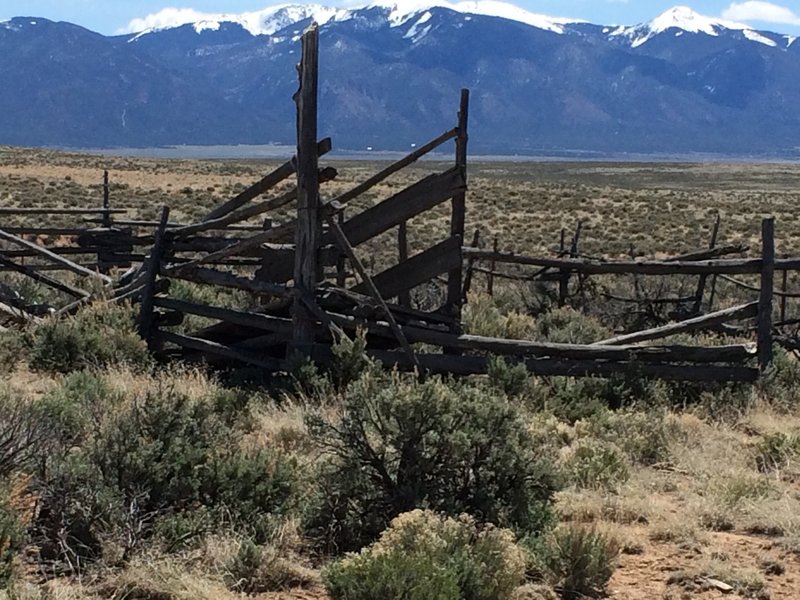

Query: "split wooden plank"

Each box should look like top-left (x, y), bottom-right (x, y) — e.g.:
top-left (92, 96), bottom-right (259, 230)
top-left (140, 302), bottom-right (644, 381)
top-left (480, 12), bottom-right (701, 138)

top-left (320, 309), bottom-right (755, 363)
top-left (203, 137), bottom-right (332, 221)
top-left (352, 236), bottom-right (463, 300)
top-left (334, 167), bottom-right (466, 247)
top-left (172, 266), bottom-right (291, 297)
top-left (154, 297), bottom-right (294, 336)
top-left (155, 330), bottom-right (283, 371)
top-left (330, 127), bottom-right (458, 206)
top-left (593, 302), bottom-right (759, 346)
top-left (169, 167), bottom-right (336, 239)
top-left (462, 248), bottom-right (800, 276)
top-left (0, 228), bottom-right (112, 284)
top-left (311, 348), bottom-right (760, 382)
top-left (0, 252), bottom-right (89, 299)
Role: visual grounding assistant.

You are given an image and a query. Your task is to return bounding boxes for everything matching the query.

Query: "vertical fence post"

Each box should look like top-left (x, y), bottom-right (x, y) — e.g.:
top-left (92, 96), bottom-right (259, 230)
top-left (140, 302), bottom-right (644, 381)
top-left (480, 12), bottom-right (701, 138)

top-left (461, 228), bottom-right (481, 304)
top-left (446, 89), bottom-right (469, 329)
top-left (758, 217), bottom-right (775, 372)
top-left (137, 206), bottom-right (170, 349)
top-left (102, 170), bottom-right (111, 228)
top-left (336, 209), bottom-right (347, 288)
top-left (780, 263), bottom-right (788, 323)
top-left (487, 236), bottom-right (498, 296)
top-left (398, 221), bottom-right (411, 307)
top-left (292, 24), bottom-right (321, 357)
top-left (693, 213), bottom-right (720, 315)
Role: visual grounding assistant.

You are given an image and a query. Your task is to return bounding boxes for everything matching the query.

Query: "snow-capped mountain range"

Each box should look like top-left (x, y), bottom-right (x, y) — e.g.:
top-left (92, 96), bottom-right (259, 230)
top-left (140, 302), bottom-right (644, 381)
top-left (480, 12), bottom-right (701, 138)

top-left (2, 3), bottom-right (800, 156)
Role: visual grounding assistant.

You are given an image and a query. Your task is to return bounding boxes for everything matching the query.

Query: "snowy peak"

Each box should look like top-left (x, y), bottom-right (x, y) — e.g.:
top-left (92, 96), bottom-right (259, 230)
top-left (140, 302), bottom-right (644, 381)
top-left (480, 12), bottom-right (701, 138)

top-left (123, 1), bottom-right (581, 38)
top-left (611, 5), bottom-right (777, 48)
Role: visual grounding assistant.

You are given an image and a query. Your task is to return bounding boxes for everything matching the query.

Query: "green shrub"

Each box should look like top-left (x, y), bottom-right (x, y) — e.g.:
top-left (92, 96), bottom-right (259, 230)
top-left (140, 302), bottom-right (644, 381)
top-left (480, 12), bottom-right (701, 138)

top-left (576, 410), bottom-right (672, 466)
top-left (27, 303), bottom-right (150, 374)
top-left (563, 442), bottom-right (629, 490)
top-left (463, 292), bottom-right (536, 340)
top-left (308, 373), bottom-right (558, 552)
top-left (531, 525), bottom-right (619, 600)
top-left (0, 489), bottom-right (22, 589)
top-left (755, 432), bottom-right (800, 473)
top-left (534, 308), bottom-right (611, 345)
top-left (324, 510), bottom-right (526, 600)
top-left (488, 355), bottom-right (529, 397)
top-left (32, 380), bottom-right (300, 569)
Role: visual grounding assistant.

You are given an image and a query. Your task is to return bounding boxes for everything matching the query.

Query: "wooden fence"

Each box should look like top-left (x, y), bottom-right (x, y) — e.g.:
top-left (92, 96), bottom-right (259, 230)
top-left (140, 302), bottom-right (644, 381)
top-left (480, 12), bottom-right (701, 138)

top-left (0, 24), bottom-right (796, 384)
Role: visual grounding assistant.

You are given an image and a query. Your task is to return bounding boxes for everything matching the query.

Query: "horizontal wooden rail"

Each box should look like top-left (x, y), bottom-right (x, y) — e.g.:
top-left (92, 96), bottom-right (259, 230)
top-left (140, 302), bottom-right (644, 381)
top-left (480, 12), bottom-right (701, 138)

top-left (154, 298), bottom-right (294, 335)
top-left (0, 207), bottom-right (127, 215)
top-left (0, 229), bottom-right (111, 283)
top-left (155, 330), bottom-right (284, 370)
top-left (593, 302), bottom-right (759, 346)
top-left (310, 348), bottom-right (759, 382)
top-left (321, 310), bottom-right (755, 363)
top-left (168, 266), bottom-right (291, 298)
top-left (464, 249), bottom-right (800, 276)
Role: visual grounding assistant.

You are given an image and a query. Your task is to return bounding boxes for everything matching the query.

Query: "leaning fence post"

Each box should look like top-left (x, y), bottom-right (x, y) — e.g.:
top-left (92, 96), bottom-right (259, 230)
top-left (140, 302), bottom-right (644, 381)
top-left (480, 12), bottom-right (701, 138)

top-left (758, 217), bottom-right (775, 371)
top-left (780, 262), bottom-right (788, 323)
top-left (291, 24), bottom-right (321, 358)
top-left (137, 206), bottom-right (170, 349)
top-left (693, 213), bottom-right (720, 315)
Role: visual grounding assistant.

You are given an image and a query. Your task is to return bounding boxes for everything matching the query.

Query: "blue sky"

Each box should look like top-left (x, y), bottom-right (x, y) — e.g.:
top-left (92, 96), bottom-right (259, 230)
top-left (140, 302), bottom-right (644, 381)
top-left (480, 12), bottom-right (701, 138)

top-left (3, 0), bottom-right (800, 35)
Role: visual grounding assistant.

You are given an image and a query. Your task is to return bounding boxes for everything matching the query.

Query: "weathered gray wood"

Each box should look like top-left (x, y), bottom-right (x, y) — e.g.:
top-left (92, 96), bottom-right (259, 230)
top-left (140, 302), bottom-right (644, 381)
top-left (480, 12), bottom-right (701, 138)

top-left (336, 209), bottom-right (347, 287)
top-left (461, 229), bottom-right (481, 304)
top-left (156, 330), bottom-right (283, 370)
top-left (328, 217), bottom-right (419, 368)
top-left (2, 227), bottom-right (94, 236)
top-left (593, 302), bottom-right (759, 346)
top-left (335, 167), bottom-right (466, 247)
top-left (398, 221), bottom-right (411, 307)
top-left (0, 252), bottom-right (89, 299)
top-left (165, 230), bottom-right (280, 274)
top-left (312, 348), bottom-right (759, 382)
top-left (487, 236), bottom-right (498, 295)
top-left (170, 166), bottom-right (336, 239)
top-left (758, 217), bottom-right (775, 371)
top-left (718, 274), bottom-right (800, 298)
top-left (172, 266), bottom-right (291, 297)
top-left (321, 309), bottom-right (756, 363)
top-left (102, 170), bottom-right (111, 228)
top-left (446, 89), bottom-right (469, 322)
top-left (154, 297), bottom-right (295, 335)
top-left (692, 213), bottom-right (721, 314)
top-left (203, 137), bottom-right (332, 221)
top-left (463, 248), bottom-right (798, 276)
top-left (292, 25), bottom-right (322, 355)
top-left (352, 236), bottom-right (462, 300)
top-left (330, 128), bottom-right (458, 207)
top-left (0, 229), bottom-right (112, 283)
top-left (136, 207), bottom-right (170, 346)
top-left (0, 208), bottom-right (127, 215)
top-left (781, 266), bottom-right (788, 321)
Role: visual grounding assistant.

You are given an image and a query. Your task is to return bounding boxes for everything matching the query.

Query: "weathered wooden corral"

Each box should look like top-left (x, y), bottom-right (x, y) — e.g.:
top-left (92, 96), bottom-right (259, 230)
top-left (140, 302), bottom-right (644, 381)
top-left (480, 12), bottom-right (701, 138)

top-left (1, 25), bottom-right (797, 384)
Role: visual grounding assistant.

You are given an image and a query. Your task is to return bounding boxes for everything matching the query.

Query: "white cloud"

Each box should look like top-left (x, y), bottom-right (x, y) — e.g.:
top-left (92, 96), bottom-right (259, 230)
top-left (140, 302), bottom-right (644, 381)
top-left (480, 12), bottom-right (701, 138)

top-left (722, 1), bottom-right (800, 26)
top-left (118, 8), bottom-right (216, 34)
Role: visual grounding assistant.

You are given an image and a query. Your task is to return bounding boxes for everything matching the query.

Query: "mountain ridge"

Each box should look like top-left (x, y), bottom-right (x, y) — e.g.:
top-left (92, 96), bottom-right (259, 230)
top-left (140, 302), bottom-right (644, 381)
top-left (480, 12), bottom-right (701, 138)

top-left (2, 4), bottom-right (800, 156)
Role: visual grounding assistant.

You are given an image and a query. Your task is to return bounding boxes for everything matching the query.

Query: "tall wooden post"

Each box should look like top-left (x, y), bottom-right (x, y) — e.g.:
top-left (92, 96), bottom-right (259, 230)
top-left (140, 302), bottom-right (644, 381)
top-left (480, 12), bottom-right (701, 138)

top-left (446, 89), bottom-right (469, 330)
top-left (758, 217), bottom-right (775, 372)
top-left (102, 170), bottom-right (111, 228)
top-left (780, 265), bottom-right (788, 323)
top-left (291, 24), bottom-right (321, 357)
top-left (487, 236), bottom-right (498, 296)
top-left (137, 206), bottom-right (170, 349)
